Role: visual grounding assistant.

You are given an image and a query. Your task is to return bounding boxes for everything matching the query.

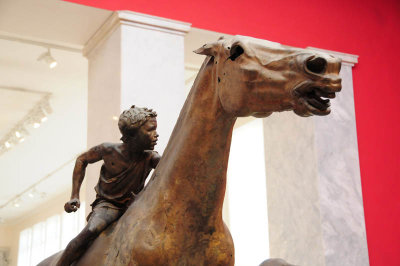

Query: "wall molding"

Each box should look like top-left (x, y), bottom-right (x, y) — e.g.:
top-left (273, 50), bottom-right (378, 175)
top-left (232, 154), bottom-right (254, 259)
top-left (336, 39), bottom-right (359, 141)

top-left (83, 11), bottom-right (191, 58)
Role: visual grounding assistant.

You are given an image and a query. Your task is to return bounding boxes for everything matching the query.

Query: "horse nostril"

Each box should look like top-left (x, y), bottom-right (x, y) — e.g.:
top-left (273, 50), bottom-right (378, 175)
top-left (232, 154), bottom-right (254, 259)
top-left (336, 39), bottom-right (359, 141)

top-left (306, 57), bottom-right (327, 74)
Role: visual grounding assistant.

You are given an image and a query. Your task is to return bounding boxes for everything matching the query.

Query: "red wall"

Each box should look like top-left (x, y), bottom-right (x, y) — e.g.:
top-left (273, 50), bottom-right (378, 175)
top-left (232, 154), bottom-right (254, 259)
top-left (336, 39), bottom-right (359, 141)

top-left (65, 0), bottom-right (400, 265)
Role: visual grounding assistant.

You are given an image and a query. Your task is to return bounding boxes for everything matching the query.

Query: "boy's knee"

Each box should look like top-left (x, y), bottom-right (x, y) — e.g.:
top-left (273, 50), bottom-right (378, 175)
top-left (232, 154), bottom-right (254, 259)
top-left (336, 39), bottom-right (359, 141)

top-left (87, 217), bottom-right (110, 235)
top-left (87, 225), bottom-right (102, 237)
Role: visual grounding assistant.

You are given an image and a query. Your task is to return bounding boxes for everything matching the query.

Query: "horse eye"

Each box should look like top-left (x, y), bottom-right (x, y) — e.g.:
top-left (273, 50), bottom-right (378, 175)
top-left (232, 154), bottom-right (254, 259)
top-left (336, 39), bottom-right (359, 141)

top-left (229, 45), bottom-right (244, 61)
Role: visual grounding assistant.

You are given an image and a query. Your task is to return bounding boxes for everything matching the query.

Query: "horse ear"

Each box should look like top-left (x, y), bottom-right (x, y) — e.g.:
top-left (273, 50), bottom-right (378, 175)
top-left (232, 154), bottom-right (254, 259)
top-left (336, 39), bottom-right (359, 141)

top-left (194, 42), bottom-right (219, 56)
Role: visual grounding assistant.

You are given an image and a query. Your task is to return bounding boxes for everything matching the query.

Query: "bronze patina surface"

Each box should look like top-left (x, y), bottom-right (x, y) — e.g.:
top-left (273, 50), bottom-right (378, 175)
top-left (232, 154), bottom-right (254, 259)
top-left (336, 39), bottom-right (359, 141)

top-left (39, 36), bottom-right (341, 266)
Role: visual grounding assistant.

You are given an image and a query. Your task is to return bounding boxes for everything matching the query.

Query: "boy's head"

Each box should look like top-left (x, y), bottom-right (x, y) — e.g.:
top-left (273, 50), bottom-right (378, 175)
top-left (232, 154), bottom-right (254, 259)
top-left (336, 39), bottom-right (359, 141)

top-left (118, 105), bottom-right (157, 143)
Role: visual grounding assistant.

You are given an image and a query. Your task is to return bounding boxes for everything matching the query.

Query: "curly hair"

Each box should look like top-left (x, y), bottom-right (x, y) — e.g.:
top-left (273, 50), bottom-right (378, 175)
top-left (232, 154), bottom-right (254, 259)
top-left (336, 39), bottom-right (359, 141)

top-left (118, 105), bottom-right (157, 143)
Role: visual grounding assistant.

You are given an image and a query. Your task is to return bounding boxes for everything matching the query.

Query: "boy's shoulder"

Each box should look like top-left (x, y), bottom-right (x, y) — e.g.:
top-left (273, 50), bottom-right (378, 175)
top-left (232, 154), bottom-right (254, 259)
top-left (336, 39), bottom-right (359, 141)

top-left (144, 149), bottom-right (160, 158)
top-left (98, 142), bottom-right (123, 153)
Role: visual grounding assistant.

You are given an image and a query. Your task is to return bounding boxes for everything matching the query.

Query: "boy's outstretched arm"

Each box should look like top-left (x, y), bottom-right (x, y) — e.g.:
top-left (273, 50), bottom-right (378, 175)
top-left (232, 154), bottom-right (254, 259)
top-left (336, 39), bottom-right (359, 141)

top-left (64, 144), bottom-right (107, 213)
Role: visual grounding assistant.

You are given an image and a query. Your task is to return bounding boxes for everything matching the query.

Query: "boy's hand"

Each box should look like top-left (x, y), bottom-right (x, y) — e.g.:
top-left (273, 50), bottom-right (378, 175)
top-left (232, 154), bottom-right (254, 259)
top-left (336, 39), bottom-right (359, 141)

top-left (64, 198), bottom-right (80, 213)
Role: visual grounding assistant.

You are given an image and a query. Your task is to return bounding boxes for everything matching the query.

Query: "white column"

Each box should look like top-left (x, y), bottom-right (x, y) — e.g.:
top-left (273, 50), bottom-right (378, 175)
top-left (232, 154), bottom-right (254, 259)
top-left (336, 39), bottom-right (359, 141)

top-left (83, 11), bottom-right (190, 215)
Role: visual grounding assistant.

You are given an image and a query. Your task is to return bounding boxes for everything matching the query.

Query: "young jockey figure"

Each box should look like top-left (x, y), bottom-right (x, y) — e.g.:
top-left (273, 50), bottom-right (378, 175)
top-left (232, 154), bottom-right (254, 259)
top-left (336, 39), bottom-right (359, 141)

top-left (57, 105), bottom-right (160, 266)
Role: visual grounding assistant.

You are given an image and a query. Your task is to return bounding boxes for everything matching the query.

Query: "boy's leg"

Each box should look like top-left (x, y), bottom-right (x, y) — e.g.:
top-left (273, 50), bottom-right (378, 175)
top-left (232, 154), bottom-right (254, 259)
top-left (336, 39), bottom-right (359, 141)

top-left (56, 206), bottom-right (122, 266)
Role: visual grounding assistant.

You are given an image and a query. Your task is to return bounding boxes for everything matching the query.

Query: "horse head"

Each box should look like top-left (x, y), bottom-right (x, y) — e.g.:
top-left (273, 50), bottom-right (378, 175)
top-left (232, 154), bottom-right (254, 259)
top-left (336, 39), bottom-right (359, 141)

top-left (195, 36), bottom-right (342, 117)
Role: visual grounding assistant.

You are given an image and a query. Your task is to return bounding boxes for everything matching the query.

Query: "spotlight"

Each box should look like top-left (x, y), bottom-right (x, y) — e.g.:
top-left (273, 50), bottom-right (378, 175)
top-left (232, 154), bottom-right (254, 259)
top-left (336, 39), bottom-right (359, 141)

top-left (28, 188), bottom-right (38, 198)
top-left (37, 48), bottom-right (57, 69)
top-left (42, 98), bottom-right (53, 114)
top-left (15, 127), bottom-right (29, 139)
top-left (30, 108), bottom-right (46, 128)
top-left (13, 198), bottom-right (21, 208)
top-left (5, 142), bottom-right (11, 149)
top-left (36, 107), bottom-right (47, 123)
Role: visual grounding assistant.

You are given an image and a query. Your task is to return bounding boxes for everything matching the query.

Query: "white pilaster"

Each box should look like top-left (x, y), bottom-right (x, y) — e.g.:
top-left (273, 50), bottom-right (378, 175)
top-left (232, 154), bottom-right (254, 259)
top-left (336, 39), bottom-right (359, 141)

top-left (264, 49), bottom-right (366, 266)
top-left (83, 11), bottom-right (191, 215)
top-left (263, 111), bottom-right (326, 266)
top-left (309, 48), bottom-right (368, 266)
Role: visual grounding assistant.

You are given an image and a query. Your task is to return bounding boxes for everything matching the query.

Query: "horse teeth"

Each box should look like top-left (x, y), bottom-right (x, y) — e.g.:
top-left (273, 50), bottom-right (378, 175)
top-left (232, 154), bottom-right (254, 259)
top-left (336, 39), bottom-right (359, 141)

top-left (307, 98), bottom-right (329, 111)
top-left (320, 98), bottom-right (330, 104)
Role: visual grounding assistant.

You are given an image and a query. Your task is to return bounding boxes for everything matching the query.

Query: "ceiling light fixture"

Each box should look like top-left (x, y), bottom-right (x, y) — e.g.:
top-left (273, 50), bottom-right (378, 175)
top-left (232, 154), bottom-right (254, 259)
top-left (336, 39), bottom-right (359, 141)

top-left (13, 198), bottom-right (21, 208)
top-left (37, 48), bottom-right (57, 69)
top-left (28, 106), bottom-right (46, 129)
top-left (15, 127), bottom-right (29, 139)
top-left (0, 89), bottom-right (52, 156)
top-left (41, 96), bottom-right (53, 114)
top-left (28, 188), bottom-right (38, 198)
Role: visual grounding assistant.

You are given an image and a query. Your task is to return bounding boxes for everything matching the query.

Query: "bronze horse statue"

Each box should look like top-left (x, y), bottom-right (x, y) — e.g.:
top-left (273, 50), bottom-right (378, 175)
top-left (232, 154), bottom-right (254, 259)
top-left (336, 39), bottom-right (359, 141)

top-left (39, 36), bottom-right (341, 265)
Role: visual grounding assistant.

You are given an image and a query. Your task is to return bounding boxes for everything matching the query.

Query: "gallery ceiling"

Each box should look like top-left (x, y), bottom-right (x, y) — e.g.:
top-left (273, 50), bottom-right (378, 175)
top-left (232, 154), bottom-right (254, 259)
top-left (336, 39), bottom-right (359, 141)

top-left (0, 0), bottom-right (111, 49)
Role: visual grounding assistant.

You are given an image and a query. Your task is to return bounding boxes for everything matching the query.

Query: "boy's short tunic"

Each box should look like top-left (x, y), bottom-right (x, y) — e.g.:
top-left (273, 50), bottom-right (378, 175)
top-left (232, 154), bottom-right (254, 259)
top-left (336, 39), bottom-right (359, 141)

top-left (91, 150), bottom-right (158, 211)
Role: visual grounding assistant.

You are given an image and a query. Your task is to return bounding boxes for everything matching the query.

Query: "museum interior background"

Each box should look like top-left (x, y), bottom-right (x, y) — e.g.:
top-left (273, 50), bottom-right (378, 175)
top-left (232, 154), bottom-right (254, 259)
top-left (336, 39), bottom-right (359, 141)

top-left (0, 0), bottom-right (399, 265)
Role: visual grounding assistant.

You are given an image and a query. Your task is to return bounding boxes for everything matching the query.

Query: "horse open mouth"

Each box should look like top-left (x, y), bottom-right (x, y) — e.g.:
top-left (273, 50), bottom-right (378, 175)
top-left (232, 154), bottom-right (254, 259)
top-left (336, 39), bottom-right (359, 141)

top-left (294, 83), bottom-right (338, 115)
top-left (303, 87), bottom-right (335, 111)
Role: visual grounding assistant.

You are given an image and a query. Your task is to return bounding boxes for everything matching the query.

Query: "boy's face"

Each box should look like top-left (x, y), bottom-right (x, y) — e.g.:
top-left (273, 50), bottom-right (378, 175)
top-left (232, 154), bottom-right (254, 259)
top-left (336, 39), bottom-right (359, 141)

top-left (136, 117), bottom-right (158, 150)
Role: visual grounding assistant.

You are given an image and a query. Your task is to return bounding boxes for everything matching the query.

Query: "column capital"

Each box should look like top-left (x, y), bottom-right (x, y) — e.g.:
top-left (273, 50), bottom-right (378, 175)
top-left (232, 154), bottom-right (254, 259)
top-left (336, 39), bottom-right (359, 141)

top-left (84, 10), bottom-right (191, 58)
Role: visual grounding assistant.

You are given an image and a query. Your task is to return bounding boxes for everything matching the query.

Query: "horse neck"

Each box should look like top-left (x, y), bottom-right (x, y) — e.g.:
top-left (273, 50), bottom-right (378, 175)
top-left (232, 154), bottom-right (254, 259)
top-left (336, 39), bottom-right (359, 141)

top-left (148, 56), bottom-right (236, 219)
